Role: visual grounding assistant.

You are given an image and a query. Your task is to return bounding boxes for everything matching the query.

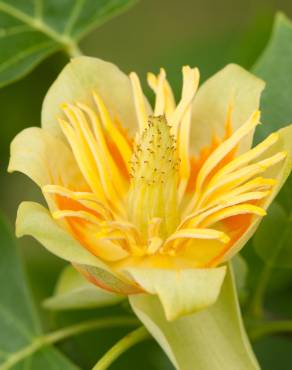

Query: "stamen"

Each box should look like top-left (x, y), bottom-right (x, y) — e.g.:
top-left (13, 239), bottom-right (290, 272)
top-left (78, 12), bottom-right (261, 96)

top-left (146, 218), bottom-right (163, 254)
top-left (154, 68), bottom-right (166, 116)
top-left (58, 118), bottom-right (107, 202)
top-left (147, 72), bottom-right (176, 118)
top-left (196, 110), bottom-right (261, 193)
top-left (170, 66), bottom-right (200, 136)
top-left (177, 107), bottom-right (192, 201)
top-left (76, 102), bottom-right (104, 142)
top-left (93, 92), bottom-right (132, 165)
top-left (210, 132), bottom-right (279, 184)
top-left (185, 110), bottom-right (261, 213)
top-left (43, 184), bottom-right (113, 219)
top-left (148, 217), bottom-right (162, 238)
top-left (87, 235), bottom-right (129, 261)
top-left (164, 228), bottom-right (230, 247)
top-left (207, 177), bottom-right (275, 206)
top-left (214, 190), bottom-right (271, 206)
top-left (130, 72), bottom-right (149, 132)
top-left (61, 104), bottom-right (126, 217)
top-left (147, 237), bottom-right (163, 254)
top-left (175, 67), bottom-right (200, 200)
top-left (104, 220), bottom-right (140, 245)
top-left (200, 204), bottom-right (266, 228)
top-left (198, 151), bottom-right (286, 208)
top-left (77, 102), bottom-right (131, 175)
top-left (182, 191), bottom-right (269, 229)
top-left (67, 105), bottom-right (122, 203)
top-left (52, 210), bottom-right (101, 225)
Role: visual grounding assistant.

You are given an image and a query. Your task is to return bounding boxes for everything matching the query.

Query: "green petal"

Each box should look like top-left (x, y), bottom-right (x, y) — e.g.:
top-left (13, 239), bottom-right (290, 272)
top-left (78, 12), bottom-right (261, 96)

top-left (42, 56), bottom-right (148, 137)
top-left (76, 264), bottom-right (142, 295)
top-left (43, 265), bottom-right (124, 310)
top-left (130, 264), bottom-right (259, 370)
top-left (223, 124), bottom-right (292, 261)
top-left (191, 64), bottom-right (265, 155)
top-left (125, 266), bottom-right (226, 320)
top-left (16, 201), bottom-right (138, 294)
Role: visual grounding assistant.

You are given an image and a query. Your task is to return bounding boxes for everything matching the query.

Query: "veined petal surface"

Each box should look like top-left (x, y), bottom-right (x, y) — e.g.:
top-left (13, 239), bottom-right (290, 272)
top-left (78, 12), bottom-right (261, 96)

top-left (190, 64), bottom-right (265, 155)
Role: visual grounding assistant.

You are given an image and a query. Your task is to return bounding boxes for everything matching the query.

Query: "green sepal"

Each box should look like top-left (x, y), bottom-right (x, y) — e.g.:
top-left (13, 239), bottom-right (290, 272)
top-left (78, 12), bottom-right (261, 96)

top-left (130, 263), bottom-right (260, 370)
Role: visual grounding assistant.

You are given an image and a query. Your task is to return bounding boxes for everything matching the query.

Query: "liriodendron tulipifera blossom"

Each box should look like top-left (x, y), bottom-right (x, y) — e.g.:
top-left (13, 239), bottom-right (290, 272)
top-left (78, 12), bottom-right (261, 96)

top-left (9, 57), bottom-right (292, 320)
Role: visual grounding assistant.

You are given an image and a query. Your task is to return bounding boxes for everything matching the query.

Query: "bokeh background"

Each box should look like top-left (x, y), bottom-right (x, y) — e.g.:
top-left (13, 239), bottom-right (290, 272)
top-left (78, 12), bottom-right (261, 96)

top-left (1, 0), bottom-right (292, 369)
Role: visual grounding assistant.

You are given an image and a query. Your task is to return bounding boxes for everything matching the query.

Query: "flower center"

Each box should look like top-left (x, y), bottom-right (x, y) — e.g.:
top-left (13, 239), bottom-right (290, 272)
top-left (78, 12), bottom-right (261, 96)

top-left (128, 116), bottom-right (179, 239)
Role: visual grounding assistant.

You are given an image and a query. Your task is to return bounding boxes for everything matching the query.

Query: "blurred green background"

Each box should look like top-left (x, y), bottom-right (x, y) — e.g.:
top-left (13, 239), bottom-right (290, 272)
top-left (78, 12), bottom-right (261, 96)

top-left (1, 0), bottom-right (292, 369)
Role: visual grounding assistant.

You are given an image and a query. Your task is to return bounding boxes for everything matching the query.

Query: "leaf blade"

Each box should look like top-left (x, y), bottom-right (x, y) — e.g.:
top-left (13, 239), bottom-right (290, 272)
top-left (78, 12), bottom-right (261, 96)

top-left (253, 202), bottom-right (292, 268)
top-left (0, 0), bottom-right (138, 87)
top-left (0, 214), bottom-right (79, 369)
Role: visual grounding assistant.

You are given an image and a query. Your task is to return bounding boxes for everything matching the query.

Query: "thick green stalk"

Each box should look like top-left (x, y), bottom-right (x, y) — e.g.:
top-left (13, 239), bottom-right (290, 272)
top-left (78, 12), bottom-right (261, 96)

top-left (0, 316), bottom-right (139, 370)
top-left (92, 326), bottom-right (150, 370)
top-left (248, 319), bottom-right (292, 342)
top-left (247, 262), bottom-right (274, 318)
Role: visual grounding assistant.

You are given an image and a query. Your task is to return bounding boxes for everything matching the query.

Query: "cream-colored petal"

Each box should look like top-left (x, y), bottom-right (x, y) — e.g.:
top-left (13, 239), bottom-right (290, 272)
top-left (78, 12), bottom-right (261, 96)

top-left (223, 124), bottom-right (292, 261)
top-left (190, 64), bottom-right (265, 155)
top-left (42, 56), bottom-right (150, 138)
top-left (16, 201), bottom-right (103, 266)
top-left (125, 266), bottom-right (226, 320)
top-left (8, 127), bottom-right (85, 189)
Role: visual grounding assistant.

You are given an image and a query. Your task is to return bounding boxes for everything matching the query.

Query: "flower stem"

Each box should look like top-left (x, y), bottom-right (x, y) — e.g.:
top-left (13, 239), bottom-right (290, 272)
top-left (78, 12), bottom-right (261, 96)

top-left (92, 326), bottom-right (150, 370)
top-left (248, 319), bottom-right (292, 342)
top-left (64, 42), bottom-right (83, 58)
top-left (0, 316), bottom-right (139, 370)
top-left (247, 262), bottom-right (274, 318)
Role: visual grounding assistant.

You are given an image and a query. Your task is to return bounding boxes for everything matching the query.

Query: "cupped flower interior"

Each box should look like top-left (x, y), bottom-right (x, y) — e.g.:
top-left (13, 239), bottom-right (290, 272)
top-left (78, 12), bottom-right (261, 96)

top-left (42, 67), bottom-right (286, 270)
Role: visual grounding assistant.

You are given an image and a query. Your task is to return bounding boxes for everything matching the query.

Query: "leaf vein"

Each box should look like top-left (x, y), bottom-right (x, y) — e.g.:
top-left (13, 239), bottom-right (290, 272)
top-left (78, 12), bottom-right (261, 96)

top-left (0, 41), bottom-right (57, 74)
top-left (63, 0), bottom-right (85, 36)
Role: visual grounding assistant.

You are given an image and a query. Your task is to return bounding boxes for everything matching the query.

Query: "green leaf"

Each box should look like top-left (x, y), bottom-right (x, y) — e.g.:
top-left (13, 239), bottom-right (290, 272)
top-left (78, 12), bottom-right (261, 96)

top-left (0, 214), bottom-right (79, 369)
top-left (129, 264), bottom-right (260, 370)
top-left (253, 13), bottom-right (292, 142)
top-left (43, 265), bottom-right (124, 311)
top-left (0, 0), bottom-right (138, 87)
top-left (253, 202), bottom-right (292, 268)
top-left (252, 13), bottom-right (292, 213)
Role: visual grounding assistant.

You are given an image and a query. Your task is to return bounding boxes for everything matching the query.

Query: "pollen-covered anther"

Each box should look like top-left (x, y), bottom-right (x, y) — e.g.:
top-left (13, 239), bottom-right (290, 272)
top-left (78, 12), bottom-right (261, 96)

top-left (128, 115), bottom-right (179, 240)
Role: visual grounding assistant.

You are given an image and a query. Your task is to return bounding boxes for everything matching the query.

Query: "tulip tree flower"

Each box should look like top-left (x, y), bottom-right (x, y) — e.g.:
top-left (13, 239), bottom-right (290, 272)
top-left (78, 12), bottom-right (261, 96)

top-left (9, 57), bottom-right (292, 368)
